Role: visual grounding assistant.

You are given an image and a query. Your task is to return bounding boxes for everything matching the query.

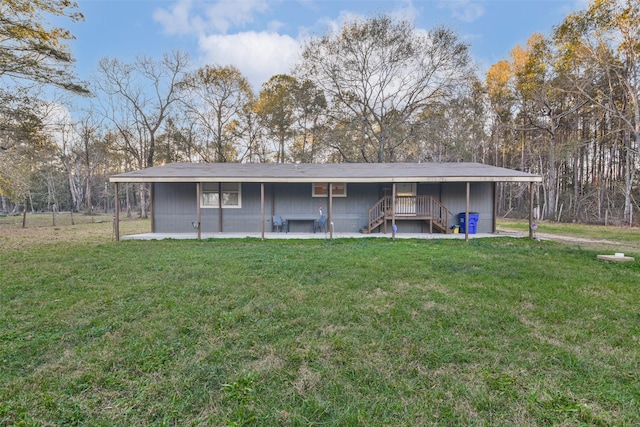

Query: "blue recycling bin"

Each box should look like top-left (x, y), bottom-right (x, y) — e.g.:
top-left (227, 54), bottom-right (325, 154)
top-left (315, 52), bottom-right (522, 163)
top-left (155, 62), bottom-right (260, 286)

top-left (458, 212), bottom-right (479, 234)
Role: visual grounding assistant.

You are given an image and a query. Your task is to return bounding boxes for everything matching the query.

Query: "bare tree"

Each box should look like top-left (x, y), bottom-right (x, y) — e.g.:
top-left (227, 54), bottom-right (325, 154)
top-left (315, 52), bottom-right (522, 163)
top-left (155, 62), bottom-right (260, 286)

top-left (297, 16), bottom-right (473, 162)
top-left (94, 50), bottom-right (189, 217)
top-left (56, 113), bottom-right (84, 215)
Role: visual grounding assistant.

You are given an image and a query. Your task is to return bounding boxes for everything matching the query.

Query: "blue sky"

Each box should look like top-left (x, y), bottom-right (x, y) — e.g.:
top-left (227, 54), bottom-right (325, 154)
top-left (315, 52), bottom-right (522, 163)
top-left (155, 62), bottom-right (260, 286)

top-left (67, 0), bottom-right (587, 90)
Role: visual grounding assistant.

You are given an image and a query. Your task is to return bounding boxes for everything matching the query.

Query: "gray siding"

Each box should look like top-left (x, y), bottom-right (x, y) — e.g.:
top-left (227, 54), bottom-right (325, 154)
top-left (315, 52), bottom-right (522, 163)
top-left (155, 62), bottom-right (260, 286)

top-left (273, 182), bottom-right (380, 233)
top-left (153, 182), bottom-right (381, 233)
top-left (441, 182), bottom-right (494, 233)
top-left (153, 181), bottom-right (494, 234)
top-left (154, 182), bottom-right (197, 233)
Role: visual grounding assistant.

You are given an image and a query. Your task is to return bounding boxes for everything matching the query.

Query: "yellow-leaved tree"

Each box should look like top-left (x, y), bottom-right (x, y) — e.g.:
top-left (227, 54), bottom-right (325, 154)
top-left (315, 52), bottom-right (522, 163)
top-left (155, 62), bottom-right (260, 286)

top-left (1, 0), bottom-right (86, 215)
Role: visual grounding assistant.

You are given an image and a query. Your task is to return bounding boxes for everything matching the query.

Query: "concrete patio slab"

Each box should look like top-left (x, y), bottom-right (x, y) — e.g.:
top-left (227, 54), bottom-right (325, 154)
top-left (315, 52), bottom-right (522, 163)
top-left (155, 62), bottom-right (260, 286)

top-left (121, 231), bottom-right (516, 241)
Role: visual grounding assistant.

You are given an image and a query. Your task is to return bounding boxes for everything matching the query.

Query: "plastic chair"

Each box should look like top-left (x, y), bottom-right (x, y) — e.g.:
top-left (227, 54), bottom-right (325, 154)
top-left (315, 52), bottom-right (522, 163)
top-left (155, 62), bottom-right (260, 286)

top-left (272, 215), bottom-right (286, 232)
top-left (314, 215), bottom-right (327, 233)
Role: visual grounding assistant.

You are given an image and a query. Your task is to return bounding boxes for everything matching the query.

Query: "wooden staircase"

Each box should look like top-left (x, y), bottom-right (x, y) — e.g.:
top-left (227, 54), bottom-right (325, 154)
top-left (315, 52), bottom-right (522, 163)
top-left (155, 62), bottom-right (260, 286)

top-left (361, 195), bottom-right (452, 234)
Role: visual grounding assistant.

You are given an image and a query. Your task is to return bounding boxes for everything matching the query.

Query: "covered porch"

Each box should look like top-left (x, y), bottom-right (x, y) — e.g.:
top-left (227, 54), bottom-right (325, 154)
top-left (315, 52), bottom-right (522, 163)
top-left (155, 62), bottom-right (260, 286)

top-left (110, 162), bottom-right (542, 242)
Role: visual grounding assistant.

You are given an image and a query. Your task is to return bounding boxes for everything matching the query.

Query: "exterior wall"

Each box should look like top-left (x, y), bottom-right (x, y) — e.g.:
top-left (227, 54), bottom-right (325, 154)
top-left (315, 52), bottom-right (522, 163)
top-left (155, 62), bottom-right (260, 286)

top-left (441, 182), bottom-right (494, 233)
top-left (153, 182), bottom-right (383, 233)
top-left (152, 181), bottom-right (495, 234)
top-left (153, 182), bottom-right (197, 233)
top-left (270, 182), bottom-right (381, 233)
top-left (202, 183), bottom-right (264, 232)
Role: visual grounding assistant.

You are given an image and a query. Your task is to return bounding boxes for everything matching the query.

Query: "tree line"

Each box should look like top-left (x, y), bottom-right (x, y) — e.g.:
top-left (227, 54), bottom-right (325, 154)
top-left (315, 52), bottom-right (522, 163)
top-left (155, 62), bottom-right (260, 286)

top-left (1, 0), bottom-right (638, 226)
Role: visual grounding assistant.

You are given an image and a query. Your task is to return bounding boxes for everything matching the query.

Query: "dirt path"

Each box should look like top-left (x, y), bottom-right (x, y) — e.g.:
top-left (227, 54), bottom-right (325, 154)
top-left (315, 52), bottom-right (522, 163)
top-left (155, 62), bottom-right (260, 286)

top-left (497, 226), bottom-right (639, 253)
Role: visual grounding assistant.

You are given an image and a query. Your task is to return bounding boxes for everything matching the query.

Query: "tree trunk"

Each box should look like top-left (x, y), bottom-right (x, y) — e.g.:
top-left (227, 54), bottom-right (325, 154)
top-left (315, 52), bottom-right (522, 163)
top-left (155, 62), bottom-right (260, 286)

top-left (139, 184), bottom-right (147, 219)
top-left (126, 183), bottom-right (132, 218)
top-left (546, 118), bottom-right (558, 219)
top-left (623, 146), bottom-right (635, 225)
top-left (623, 130), bottom-right (639, 225)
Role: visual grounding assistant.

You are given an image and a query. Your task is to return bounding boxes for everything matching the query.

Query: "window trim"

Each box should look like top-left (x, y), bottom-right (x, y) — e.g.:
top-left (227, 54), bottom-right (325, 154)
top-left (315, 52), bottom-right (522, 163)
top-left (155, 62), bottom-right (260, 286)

top-left (201, 182), bottom-right (242, 208)
top-left (312, 182), bottom-right (347, 197)
top-left (396, 182), bottom-right (417, 196)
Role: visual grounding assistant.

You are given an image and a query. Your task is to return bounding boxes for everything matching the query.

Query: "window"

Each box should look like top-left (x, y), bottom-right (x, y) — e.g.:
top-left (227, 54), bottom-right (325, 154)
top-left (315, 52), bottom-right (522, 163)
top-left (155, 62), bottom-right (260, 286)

top-left (396, 183), bottom-right (417, 196)
top-left (201, 182), bottom-right (241, 208)
top-left (312, 182), bottom-right (347, 197)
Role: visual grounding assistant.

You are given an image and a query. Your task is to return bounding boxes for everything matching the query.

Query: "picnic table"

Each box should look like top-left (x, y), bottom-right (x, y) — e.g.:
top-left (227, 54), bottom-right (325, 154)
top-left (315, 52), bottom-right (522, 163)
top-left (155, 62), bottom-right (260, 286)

top-left (285, 216), bottom-right (317, 233)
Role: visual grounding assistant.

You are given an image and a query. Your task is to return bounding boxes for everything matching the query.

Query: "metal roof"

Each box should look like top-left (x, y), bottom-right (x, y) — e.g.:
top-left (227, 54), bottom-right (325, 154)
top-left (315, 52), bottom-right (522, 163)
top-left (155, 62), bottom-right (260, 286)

top-left (109, 162), bottom-right (542, 183)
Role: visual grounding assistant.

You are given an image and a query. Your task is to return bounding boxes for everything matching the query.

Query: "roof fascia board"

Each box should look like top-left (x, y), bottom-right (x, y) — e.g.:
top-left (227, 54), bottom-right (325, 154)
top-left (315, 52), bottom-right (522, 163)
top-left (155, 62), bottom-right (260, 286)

top-left (110, 176), bottom-right (542, 183)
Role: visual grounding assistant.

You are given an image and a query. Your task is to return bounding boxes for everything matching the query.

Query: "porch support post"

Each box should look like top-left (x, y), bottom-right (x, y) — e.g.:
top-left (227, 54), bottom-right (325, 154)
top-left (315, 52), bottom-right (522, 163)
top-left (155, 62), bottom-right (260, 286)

top-left (150, 183), bottom-right (155, 233)
top-left (493, 182), bottom-right (498, 233)
top-left (328, 183), bottom-right (333, 238)
top-left (392, 183), bottom-right (396, 240)
top-left (114, 182), bottom-right (120, 242)
top-left (218, 182), bottom-right (223, 233)
top-left (465, 182), bottom-right (470, 242)
top-left (271, 183), bottom-right (275, 217)
top-left (429, 196), bottom-right (433, 234)
top-left (261, 182), bottom-right (265, 240)
top-left (196, 182), bottom-right (201, 240)
top-left (529, 181), bottom-right (534, 239)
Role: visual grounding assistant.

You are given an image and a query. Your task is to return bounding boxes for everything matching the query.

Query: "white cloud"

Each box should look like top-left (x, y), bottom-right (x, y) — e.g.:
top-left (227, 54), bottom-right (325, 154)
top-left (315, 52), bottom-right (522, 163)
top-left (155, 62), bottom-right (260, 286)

top-left (309, 2), bottom-right (419, 40)
top-left (152, 0), bottom-right (440, 89)
top-left (438, 0), bottom-right (485, 23)
top-left (267, 20), bottom-right (285, 33)
top-left (389, 0), bottom-right (420, 23)
top-left (153, 0), bottom-right (196, 35)
top-left (153, 0), bottom-right (289, 88)
top-left (153, 0), bottom-right (271, 35)
top-left (198, 31), bottom-right (301, 89)
top-left (204, 0), bottom-right (270, 33)
top-left (314, 10), bottom-right (365, 37)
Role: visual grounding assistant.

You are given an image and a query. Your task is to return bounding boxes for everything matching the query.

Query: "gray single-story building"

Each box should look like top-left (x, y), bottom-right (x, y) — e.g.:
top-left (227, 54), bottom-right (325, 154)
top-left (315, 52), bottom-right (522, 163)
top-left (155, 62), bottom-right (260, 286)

top-left (109, 162), bottom-right (542, 240)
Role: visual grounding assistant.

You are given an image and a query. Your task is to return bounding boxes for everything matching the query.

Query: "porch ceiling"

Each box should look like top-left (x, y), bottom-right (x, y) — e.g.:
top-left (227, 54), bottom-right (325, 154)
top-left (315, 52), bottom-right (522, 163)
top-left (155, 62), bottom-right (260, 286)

top-left (109, 162), bottom-right (542, 184)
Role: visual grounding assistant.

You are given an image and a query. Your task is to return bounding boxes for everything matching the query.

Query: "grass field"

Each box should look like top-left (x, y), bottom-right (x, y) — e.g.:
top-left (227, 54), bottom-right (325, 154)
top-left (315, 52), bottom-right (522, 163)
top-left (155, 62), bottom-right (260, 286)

top-left (1, 215), bottom-right (639, 426)
top-left (498, 219), bottom-right (640, 253)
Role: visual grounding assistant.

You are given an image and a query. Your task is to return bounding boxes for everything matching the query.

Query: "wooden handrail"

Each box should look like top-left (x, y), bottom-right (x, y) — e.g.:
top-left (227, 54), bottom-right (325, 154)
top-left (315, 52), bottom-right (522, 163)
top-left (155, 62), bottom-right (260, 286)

top-left (367, 196), bottom-right (389, 231)
top-left (367, 195), bottom-right (452, 233)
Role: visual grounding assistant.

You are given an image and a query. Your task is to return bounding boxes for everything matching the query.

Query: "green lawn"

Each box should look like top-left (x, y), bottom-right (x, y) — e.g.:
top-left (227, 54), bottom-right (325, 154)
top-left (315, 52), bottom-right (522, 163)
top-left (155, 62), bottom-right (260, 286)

top-left (1, 229), bottom-right (639, 425)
